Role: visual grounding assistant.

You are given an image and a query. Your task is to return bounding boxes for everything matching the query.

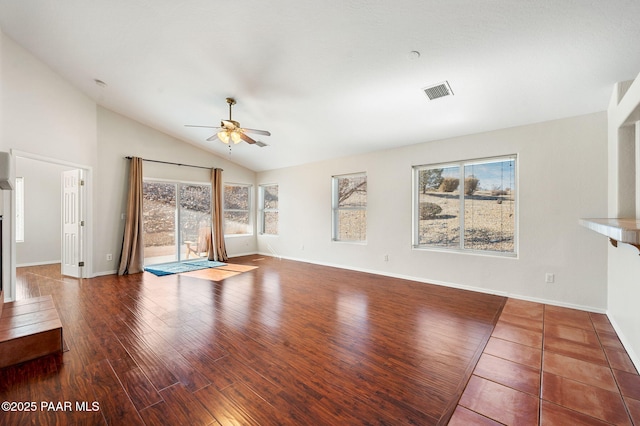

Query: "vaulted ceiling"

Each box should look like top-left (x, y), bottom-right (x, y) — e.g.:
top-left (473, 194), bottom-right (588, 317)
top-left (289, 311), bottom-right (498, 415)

top-left (1, 1), bottom-right (639, 171)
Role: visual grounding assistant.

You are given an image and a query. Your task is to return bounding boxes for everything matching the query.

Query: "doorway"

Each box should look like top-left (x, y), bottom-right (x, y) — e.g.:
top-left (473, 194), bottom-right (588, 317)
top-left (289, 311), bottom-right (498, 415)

top-left (13, 153), bottom-right (90, 279)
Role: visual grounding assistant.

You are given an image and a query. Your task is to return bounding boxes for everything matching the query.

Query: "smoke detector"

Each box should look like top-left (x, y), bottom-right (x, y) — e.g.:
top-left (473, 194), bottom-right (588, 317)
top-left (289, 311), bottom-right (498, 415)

top-left (423, 81), bottom-right (453, 100)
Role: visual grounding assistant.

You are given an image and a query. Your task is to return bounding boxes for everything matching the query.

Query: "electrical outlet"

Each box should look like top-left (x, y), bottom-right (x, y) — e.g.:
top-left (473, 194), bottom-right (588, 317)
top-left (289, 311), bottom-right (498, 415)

top-left (384, 254), bottom-right (389, 262)
top-left (545, 273), bottom-right (555, 283)
top-left (106, 253), bottom-right (113, 261)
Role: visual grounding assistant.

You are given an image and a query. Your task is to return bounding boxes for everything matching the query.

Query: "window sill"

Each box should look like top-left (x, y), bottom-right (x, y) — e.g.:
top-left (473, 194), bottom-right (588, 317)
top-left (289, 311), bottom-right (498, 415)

top-left (332, 240), bottom-right (367, 245)
top-left (412, 245), bottom-right (517, 258)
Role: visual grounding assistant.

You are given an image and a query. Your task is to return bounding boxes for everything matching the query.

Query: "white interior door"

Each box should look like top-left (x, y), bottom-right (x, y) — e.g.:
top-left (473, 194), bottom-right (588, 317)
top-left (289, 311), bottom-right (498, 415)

top-left (62, 169), bottom-right (83, 277)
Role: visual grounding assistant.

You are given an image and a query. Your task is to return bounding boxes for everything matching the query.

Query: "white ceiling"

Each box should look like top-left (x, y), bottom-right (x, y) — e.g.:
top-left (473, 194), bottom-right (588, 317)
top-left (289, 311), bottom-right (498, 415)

top-left (1, 1), bottom-right (639, 172)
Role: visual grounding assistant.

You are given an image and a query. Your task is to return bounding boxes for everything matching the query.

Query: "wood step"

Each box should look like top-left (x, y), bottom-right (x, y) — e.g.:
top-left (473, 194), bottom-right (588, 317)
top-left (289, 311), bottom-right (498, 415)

top-left (0, 295), bottom-right (63, 368)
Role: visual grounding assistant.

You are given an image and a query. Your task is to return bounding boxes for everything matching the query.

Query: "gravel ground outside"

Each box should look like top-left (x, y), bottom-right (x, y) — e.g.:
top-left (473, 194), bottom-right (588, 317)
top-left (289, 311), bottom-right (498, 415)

top-left (418, 189), bottom-right (515, 252)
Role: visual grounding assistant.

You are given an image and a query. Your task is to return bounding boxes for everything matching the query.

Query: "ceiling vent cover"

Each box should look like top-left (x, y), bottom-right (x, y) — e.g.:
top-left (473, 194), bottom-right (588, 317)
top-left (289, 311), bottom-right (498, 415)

top-left (423, 81), bottom-right (454, 100)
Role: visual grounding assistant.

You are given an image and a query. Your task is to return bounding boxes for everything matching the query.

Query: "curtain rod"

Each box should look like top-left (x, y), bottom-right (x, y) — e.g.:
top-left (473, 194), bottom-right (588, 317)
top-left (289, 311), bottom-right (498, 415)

top-left (124, 156), bottom-right (221, 171)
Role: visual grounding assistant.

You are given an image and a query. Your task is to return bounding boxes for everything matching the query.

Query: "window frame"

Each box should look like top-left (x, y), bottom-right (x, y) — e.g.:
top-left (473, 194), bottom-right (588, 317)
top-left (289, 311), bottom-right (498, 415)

top-left (141, 178), bottom-right (212, 265)
top-left (258, 183), bottom-right (279, 236)
top-left (15, 176), bottom-right (24, 243)
top-left (332, 172), bottom-right (367, 243)
top-left (223, 183), bottom-right (253, 237)
top-left (412, 155), bottom-right (517, 257)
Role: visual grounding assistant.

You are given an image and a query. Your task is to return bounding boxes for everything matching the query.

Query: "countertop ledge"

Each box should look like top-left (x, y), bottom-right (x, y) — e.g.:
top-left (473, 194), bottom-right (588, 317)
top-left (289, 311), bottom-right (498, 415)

top-left (580, 218), bottom-right (640, 247)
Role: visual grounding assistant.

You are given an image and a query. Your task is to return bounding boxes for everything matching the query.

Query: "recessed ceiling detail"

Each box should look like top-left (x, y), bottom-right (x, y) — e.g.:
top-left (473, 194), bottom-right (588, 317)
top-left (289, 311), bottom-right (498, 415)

top-left (423, 81), bottom-right (454, 101)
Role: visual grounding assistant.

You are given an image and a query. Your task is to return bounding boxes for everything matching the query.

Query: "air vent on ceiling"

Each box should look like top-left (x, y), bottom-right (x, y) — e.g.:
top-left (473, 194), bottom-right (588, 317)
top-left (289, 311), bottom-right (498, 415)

top-left (423, 81), bottom-right (454, 100)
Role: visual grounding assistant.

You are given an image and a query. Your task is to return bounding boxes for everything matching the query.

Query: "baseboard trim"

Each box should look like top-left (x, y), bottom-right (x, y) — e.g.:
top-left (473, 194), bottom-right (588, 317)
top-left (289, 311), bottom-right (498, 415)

top-left (257, 252), bottom-right (606, 314)
top-left (91, 269), bottom-right (118, 278)
top-left (606, 314), bottom-right (640, 374)
top-left (16, 260), bottom-right (61, 268)
top-left (229, 251), bottom-right (260, 258)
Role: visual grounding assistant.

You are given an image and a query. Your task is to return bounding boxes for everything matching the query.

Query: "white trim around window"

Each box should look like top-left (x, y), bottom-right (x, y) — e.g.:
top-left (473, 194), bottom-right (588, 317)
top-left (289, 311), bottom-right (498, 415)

top-left (412, 155), bottom-right (517, 256)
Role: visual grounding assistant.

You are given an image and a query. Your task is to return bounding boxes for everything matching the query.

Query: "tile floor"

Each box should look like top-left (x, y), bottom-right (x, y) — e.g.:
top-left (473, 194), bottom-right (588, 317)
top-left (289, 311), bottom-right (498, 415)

top-left (449, 299), bottom-right (640, 425)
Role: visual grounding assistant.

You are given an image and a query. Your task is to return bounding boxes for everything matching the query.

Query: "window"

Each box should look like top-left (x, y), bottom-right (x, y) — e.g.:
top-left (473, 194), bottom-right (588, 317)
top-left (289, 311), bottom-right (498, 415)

top-left (224, 184), bottom-right (252, 235)
top-left (413, 156), bottom-right (516, 255)
top-left (259, 184), bottom-right (278, 235)
top-left (142, 180), bottom-right (211, 265)
top-left (15, 177), bottom-right (24, 242)
top-left (332, 173), bottom-right (367, 242)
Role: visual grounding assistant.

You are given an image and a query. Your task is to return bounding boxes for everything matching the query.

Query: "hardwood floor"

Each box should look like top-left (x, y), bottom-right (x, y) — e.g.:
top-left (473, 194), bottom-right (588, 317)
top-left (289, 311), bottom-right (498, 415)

top-left (0, 256), bottom-right (505, 425)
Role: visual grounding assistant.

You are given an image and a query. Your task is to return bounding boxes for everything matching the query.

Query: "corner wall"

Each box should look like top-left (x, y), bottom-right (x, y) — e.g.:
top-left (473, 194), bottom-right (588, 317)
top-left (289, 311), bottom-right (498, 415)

top-left (95, 107), bottom-right (257, 275)
top-left (258, 112), bottom-right (609, 312)
top-left (607, 74), bottom-right (640, 370)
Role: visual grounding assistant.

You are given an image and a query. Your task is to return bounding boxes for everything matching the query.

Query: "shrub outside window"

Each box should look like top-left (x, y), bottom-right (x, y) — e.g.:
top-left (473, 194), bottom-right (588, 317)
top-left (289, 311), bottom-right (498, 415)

top-left (413, 156), bottom-right (516, 255)
top-left (332, 173), bottom-right (367, 242)
top-left (224, 184), bottom-right (252, 236)
top-left (259, 184), bottom-right (278, 235)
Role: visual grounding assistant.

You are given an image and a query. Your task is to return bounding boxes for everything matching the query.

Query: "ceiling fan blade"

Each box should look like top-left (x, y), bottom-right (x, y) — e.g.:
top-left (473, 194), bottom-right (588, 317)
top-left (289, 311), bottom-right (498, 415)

top-left (185, 125), bottom-right (221, 129)
top-left (239, 132), bottom-right (257, 144)
top-left (242, 128), bottom-right (271, 136)
top-left (206, 134), bottom-right (219, 141)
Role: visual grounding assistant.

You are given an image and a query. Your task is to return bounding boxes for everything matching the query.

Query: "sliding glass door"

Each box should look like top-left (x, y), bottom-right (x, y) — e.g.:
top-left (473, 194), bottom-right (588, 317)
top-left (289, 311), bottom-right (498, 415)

top-left (179, 184), bottom-right (212, 261)
top-left (142, 180), bottom-right (211, 265)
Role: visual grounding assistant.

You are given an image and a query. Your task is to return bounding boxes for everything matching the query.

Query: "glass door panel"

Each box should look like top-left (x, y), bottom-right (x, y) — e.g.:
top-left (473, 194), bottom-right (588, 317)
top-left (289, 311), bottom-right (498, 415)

top-left (179, 184), bottom-right (212, 260)
top-left (143, 181), bottom-right (177, 265)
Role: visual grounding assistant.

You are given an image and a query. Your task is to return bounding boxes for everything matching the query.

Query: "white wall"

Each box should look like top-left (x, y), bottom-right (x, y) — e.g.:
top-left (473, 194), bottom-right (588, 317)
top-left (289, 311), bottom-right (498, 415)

top-left (608, 244), bottom-right (640, 368)
top-left (0, 25), bottom-right (6, 299)
top-left (606, 74), bottom-right (640, 370)
top-left (95, 107), bottom-right (257, 275)
top-left (15, 157), bottom-right (74, 266)
top-left (0, 30), bottom-right (98, 298)
top-left (0, 33), bottom-right (97, 166)
top-left (258, 112), bottom-right (609, 311)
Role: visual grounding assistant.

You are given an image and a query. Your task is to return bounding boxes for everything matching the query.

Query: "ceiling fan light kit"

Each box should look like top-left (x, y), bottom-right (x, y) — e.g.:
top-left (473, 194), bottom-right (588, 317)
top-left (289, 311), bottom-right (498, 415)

top-left (185, 97), bottom-right (271, 147)
top-left (217, 130), bottom-right (242, 144)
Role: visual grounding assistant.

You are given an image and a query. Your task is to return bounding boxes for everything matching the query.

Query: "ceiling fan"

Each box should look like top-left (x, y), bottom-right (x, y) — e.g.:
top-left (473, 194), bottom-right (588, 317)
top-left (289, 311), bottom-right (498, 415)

top-left (185, 97), bottom-right (270, 146)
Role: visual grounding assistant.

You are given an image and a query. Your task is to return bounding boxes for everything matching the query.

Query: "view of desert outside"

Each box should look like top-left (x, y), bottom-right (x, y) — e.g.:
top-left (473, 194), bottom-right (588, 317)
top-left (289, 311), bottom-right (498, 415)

top-left (417, 158), bottom-right (515, 253)
top-left (261, 184), bottom-right (279, 235)
top-left (142, 181), bottom-right (211, 264)
top-left (335, 175), bottom-right (367, 242)
top-left (223, 185), bottom-right (251, 235)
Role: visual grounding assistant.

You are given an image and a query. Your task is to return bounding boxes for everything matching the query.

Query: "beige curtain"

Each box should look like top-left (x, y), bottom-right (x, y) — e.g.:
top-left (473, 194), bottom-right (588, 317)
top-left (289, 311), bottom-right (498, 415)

top-left (208, 168), bottom-right (229, 262)
top-left (118, 157), bottom-right (145, 274)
